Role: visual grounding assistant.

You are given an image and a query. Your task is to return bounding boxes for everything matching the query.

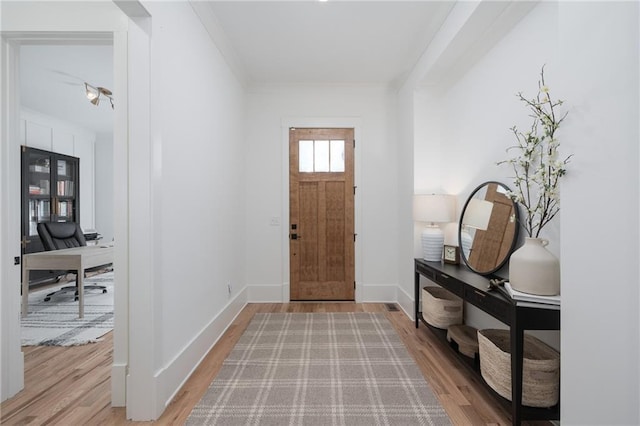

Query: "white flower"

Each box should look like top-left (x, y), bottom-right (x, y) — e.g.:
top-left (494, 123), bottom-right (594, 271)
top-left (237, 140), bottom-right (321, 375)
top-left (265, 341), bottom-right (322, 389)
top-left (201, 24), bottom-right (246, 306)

top-left (497, 67), bottom-right (571, 238)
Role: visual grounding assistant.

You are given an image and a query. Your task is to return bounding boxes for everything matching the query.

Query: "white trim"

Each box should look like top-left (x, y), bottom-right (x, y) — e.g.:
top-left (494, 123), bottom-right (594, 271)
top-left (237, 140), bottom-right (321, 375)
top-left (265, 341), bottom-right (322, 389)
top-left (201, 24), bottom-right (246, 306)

top-left (280, 117), bottom-right (363, 303)
top-left (248, 285), bottom-right (286, 303)
top-left (111, 362), bottom-right (127, 406)
top-left (358, 284), bottom-right (397, 303)
top-left (0, 34), bottom-right (25, 403)
top-left (111, 28), bottom-right (129, 408)
top-left (282, 282), bottom-right (290, 302)
top-left (124, 16), bottom-right (158, 420)
top-left (247, 283), bottom-right (397, 304)
top-left (397, 284), bottom-right (416, 322)
top-left (156, 289), bottom-right (248, 411)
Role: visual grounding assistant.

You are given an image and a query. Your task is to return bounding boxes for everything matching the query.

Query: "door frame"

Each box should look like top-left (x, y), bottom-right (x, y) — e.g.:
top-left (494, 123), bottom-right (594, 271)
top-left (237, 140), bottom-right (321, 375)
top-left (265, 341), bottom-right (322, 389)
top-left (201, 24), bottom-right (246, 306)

top-left (0, 33), bottom-right (25, 402)
top-left (0, 29), bottom-right (131, 404)
top-left (0, 2), bottom-right (157, 419)
top-left (281, 118), bottom-right (362, 302)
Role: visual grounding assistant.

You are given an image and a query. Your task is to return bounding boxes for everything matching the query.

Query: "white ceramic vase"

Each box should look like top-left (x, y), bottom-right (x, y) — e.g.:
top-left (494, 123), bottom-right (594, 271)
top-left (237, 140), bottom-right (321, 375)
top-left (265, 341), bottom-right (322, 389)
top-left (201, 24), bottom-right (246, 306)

top-left (509, 237), bottom-right (560, 296)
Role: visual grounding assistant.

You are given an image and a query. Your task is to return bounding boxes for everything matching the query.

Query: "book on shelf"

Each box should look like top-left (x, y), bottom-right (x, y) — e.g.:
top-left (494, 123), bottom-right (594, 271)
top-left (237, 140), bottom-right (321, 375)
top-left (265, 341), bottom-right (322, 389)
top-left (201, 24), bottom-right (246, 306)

top-left (29, 164), bottom-right (49, 173)
top-left (57, 161), bottom-right (67, 176)
top-left (57, 180), bottom-right (74, 196)
top-left (503, 282), bottom-right (560, 306)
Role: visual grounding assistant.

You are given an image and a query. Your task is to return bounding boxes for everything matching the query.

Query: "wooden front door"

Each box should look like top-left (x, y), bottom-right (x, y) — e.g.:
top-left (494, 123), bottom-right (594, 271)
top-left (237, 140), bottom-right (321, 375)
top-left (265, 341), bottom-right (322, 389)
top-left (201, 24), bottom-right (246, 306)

top-left (289, 128), bottom-right (355, 300)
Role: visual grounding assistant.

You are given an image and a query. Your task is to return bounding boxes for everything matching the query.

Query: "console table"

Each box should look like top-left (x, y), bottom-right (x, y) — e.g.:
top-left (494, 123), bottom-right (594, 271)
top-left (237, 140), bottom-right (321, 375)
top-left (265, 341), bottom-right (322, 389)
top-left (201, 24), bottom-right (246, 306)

top-left (414, 258), bottom-right (560, 425)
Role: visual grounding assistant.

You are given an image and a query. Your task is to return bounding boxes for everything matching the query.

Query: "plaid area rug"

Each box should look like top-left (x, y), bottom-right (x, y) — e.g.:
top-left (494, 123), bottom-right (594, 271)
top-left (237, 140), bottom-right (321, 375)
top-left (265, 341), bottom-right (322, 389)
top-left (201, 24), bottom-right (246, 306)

top-left (21, 271), bottom-right (114, 346)
top-left (187, 312), bottom-right (451, 425)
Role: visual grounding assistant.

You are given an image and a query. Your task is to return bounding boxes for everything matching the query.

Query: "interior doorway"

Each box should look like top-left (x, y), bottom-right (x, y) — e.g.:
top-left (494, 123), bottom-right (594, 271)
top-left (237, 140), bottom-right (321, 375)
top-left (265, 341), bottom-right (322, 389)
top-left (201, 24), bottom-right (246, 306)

top-left (1, 32), bottom-right (120, 405)
top-left (19, 38), bottom-right (115, 370)
top-left (288, 128), bottom-right (355, 300)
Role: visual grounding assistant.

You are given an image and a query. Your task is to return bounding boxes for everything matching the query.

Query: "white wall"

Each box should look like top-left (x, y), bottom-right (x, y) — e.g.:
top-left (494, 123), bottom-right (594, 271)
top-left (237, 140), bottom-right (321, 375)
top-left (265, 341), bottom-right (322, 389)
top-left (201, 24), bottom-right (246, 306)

top-left (557, 2), bottom-right (639, 424)
top-left (95, 133), bottom-right (114, 242)
top-left (140, 1), bottom-right (247, 414)
top-left (411, 2), bottom-right (639, 424)
top-left (244, 86), bottom-right (399, 302)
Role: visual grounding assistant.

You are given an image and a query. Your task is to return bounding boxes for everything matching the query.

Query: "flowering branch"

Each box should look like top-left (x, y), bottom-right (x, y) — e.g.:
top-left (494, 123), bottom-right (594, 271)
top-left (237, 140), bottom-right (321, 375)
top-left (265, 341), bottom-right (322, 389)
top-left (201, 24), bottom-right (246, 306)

top-left (497, 66), bottom-right (572, 238)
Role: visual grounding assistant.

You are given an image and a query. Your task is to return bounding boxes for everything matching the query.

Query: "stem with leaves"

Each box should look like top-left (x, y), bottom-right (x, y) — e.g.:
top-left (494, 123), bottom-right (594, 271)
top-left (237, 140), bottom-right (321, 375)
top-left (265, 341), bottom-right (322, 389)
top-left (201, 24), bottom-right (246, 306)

top-left (497, 66), bottom-right (572, 238)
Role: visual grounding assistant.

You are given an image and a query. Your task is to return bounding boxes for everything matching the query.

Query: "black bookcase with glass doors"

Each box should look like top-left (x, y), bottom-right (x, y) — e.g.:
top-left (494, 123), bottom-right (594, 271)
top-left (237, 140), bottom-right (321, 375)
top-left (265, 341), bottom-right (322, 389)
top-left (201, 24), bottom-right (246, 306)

top-left (21, 146), bottom-right (80, 285)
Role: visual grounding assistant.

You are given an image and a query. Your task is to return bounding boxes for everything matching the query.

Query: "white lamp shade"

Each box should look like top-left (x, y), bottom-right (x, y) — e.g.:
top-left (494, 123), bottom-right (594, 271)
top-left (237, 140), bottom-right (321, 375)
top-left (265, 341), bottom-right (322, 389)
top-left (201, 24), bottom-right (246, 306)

top-left (462, 198), bottom-right (493, 230)
top-left (413, 194), bottom-right (455, 224)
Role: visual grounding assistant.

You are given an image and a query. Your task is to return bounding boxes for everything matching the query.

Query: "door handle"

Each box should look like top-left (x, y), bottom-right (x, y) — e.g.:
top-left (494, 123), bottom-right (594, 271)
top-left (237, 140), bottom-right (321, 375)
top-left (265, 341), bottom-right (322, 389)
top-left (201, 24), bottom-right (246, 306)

top-left (290, 234), bottom-right (300, 240)
top-left (21, 237), bottom-right (31, 249)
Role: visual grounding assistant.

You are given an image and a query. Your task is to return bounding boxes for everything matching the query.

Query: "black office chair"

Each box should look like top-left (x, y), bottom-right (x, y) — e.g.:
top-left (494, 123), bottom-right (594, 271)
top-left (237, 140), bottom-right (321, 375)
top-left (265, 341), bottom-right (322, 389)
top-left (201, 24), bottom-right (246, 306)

top-left (36, 222), bottom-right (108, 302)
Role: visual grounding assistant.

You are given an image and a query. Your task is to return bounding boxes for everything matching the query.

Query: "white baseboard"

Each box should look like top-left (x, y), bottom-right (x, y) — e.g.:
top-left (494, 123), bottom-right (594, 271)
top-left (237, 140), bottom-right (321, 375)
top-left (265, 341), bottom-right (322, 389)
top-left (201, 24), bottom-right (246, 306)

top-left (248, 285), bottom-right (284, 302)
top-left (247, 283), bottom-right (398, 303)
top-left (155, 287), bottom-right (248, 414)
top-left (358, 284), bottom-right (397, 302)
top-left (396, 285), bottom-right (415, 320)
top-left (111, 362), bottom-right (127, 407)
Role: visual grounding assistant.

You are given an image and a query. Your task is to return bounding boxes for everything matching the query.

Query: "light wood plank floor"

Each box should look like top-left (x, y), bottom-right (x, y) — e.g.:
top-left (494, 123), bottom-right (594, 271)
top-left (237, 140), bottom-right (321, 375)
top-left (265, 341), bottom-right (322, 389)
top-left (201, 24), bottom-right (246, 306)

top-left (1, 303), bottom-right (551, 425)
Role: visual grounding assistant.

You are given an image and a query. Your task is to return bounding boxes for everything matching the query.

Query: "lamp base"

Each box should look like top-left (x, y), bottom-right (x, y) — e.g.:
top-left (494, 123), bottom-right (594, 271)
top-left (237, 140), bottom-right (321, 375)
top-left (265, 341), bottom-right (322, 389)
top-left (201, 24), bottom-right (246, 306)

top-left (422, 225), bottom-right (444, 261)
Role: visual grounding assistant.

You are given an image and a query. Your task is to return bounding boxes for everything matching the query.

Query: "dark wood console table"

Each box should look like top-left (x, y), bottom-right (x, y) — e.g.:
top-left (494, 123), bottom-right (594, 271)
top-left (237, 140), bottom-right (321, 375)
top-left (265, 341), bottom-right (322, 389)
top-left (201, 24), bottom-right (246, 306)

top-left (414, 258), bottom-right (560, 425)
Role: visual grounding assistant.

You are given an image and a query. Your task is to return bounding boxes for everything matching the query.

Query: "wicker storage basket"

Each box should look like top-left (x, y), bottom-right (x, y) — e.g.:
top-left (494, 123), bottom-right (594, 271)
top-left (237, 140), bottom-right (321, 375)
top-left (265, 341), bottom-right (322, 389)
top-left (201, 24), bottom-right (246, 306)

top-left (421, 287), bottom-right (463, 329)
top-left (478, 329), bottom-right (560, 407)
top-left (447, 324), bottom-right (479, 358)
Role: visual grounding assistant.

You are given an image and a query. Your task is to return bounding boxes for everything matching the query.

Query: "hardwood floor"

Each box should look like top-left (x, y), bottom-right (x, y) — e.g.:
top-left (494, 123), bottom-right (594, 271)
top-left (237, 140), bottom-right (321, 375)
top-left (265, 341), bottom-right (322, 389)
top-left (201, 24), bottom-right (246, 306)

top-left (1, 303), bottom-right (551, 425)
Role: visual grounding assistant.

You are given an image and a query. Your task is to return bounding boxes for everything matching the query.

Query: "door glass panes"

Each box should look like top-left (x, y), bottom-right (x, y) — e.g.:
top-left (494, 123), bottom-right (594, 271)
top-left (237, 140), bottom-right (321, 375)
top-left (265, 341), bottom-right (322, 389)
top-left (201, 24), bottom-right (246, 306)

top-left (314, 140), bottom-right (329, 172)
top-left (56, 159), bottom-right (75, 196)
top-left (299, 139), bottom-right (346, 173)
top-left (28, 153), bottom-right (50, 195)
top-left (299, 140), bottom-right (314, 172)
top-left (28, 200), bottom-right (51, 235)
top-left (330, 140), bottom-right (345, 172)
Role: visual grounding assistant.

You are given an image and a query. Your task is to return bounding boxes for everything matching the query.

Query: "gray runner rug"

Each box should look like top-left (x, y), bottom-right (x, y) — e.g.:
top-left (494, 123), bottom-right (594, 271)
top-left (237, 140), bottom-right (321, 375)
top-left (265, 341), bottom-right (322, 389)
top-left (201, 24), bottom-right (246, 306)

top-left (187, 312), bottom-right (451, 425)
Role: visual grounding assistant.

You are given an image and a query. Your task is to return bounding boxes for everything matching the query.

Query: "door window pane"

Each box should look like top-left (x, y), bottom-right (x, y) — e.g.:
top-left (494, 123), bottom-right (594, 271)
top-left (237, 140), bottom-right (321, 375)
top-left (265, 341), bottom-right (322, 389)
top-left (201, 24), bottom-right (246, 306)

top-left (330, 140), bottom-right (345, 172)
top-left (299, 140), bottom-right (314, 172)
top-left (314, 140), bottom-right (329, 172)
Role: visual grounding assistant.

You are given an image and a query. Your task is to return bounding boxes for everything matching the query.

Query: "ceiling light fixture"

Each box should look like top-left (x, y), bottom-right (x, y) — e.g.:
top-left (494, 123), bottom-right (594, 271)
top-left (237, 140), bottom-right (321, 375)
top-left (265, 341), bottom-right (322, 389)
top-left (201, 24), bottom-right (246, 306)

top-left (84, 82), bottom-right (114, 109)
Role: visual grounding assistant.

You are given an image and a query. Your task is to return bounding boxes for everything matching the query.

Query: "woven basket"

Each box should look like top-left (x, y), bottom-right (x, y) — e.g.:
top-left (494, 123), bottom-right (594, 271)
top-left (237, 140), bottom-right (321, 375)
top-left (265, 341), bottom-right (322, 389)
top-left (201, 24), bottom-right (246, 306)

top-left (421, 287), bottom-right (462, 329)
top-left (478, 329), bottom-right (560, 407)
top-left (447, 324), bottom-right (478, 358)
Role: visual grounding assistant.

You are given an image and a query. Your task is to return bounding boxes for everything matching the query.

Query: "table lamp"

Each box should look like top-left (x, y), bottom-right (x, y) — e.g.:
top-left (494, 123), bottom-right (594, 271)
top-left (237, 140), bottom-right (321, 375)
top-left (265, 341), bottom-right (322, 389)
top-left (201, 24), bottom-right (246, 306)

top-left (413, 194), bottom-right (455, 261)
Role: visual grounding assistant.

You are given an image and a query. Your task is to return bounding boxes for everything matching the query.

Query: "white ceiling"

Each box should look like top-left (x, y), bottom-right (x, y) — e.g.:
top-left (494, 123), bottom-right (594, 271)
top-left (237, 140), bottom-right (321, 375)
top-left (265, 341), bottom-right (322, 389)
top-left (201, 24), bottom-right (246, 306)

top-left (204, 1), bottom-right (455, 87)
top-left (18, 1), bottom-right (455, 133)
top-left (20, 43), bottom-right (114, 134)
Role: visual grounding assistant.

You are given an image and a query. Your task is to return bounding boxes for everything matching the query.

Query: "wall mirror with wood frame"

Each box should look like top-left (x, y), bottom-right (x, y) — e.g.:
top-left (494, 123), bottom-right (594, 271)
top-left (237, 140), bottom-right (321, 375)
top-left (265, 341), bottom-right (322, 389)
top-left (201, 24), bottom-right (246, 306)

top-left (458, 181), bottom-right (519, 275)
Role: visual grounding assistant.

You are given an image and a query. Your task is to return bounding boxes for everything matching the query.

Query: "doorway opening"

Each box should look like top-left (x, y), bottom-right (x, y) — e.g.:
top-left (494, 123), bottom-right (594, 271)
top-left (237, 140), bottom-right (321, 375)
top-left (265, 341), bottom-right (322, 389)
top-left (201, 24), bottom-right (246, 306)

top-left (1, 35), bottom-right (117, 406)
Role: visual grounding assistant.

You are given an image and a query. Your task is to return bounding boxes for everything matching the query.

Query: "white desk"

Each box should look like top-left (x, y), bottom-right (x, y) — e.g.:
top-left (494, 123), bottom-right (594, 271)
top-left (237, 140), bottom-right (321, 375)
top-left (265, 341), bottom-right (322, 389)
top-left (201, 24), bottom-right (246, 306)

top-left (22, 245), bottom-right (114, 319)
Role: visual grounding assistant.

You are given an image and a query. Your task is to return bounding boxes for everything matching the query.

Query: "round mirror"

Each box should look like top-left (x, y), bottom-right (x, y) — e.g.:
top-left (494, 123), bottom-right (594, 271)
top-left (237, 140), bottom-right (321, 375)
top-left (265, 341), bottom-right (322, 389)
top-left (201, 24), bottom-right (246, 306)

top-left (458, 181), bottom-right (519, 275)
